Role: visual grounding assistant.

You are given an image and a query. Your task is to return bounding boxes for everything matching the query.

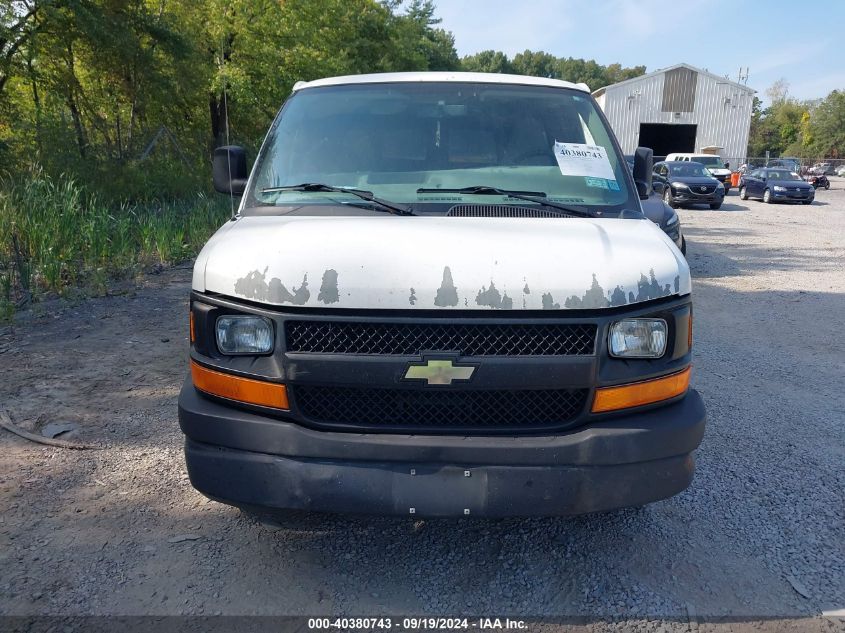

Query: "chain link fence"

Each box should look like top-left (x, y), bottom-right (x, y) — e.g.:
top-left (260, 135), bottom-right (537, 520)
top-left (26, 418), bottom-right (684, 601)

top-left (722, 156), bottom-right (845, 175)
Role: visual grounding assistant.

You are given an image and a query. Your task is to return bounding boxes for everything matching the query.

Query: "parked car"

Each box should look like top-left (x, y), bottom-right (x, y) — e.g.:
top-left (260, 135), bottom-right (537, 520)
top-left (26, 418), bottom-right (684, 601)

top-left (768, 158), bottom-right (800, 172)
top-left (665, 153), bottom-right (732, 192)
top-left (653, 161), bottom-right (725, 209)
top-left (809, 162), bottom-right (834, 175)
top-left (181, 72), bottom-right (704, 520)
top-left (625, 156), bottom-right (686, 253)
top-left (836, 165), bottom-right (845, 177)
top-left (739, 168), bottom-right (815, 204)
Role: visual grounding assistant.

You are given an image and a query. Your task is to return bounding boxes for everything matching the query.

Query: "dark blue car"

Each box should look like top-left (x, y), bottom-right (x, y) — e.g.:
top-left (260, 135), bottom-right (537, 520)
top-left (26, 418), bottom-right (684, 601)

top-left (739, 168), bottom-right (814, 204)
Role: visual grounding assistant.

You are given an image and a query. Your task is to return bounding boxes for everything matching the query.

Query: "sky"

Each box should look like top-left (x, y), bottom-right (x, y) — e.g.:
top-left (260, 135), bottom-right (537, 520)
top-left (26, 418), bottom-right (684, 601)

top-left (434, 0), bottom-right (845, 103)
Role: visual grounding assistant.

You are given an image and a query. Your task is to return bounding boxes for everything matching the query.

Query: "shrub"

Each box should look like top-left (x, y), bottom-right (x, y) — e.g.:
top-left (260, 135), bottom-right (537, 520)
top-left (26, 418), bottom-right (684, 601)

top-left (0, 167), bottom-right (228, 319)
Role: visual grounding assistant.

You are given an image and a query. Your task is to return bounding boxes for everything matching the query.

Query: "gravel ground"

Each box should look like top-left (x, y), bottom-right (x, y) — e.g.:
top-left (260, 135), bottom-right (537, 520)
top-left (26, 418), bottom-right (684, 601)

top-left (1, 181), bottom-right (844, 631)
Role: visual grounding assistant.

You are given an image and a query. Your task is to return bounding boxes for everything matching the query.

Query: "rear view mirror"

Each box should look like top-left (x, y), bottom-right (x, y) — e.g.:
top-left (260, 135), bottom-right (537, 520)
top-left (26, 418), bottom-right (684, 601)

top-left (633, 147), bottom-right (654, 200)
top-left (213, 145), bottom-right (248, 195)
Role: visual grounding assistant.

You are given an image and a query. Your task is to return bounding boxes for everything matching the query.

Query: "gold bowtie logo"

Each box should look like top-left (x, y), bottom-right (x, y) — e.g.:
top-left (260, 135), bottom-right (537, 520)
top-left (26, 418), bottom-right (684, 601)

top-left (403, 359), bottom-right (476, 385)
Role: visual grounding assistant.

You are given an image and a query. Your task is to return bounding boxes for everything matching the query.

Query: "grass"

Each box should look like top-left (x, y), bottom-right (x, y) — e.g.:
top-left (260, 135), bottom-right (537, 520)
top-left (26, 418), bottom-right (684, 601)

top-left (0, 167), bottom-right (229, 320)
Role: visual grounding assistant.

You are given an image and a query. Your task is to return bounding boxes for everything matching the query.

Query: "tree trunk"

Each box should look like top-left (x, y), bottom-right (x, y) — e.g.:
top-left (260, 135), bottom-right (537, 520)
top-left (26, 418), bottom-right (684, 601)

top-left (209, 91), bottom-right (228, 148)
top-left (116, 105), bottom-right (122, 161)
top-left (27, 50), bottom-right (42, 157)
top-left (65, 43), bottom-right (88, 158)
top-left (67, 93), bottom-right (87, 159)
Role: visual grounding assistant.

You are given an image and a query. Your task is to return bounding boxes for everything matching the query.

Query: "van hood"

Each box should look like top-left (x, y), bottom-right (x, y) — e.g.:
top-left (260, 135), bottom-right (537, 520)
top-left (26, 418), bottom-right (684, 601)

top-left (194, 216), bottom-right (690, 310)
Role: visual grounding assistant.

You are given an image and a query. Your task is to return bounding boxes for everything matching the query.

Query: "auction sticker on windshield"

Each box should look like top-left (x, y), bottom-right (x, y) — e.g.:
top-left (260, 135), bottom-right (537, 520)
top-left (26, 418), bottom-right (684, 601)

top-left (553, 142), bottom-right (616, 181)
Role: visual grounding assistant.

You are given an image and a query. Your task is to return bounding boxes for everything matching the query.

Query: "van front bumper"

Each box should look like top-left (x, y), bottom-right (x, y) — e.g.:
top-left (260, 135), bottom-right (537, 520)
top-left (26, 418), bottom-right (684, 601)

top-left (178, 379), bottom-right (706, 518)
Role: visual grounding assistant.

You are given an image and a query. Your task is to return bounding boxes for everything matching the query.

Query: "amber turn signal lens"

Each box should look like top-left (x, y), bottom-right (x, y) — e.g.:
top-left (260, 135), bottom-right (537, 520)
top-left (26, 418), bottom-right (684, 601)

top-left (190, 360), bottom-right (289, 410)
top-left (189, 311), bottom-right (196, 343)
top-left (591, 367), bottom-right (691, 413)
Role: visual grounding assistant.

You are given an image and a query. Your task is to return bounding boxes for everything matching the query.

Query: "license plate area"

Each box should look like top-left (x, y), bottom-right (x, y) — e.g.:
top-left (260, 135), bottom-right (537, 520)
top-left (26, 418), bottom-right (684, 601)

top-left (392, 466), bottom-right (487, 516)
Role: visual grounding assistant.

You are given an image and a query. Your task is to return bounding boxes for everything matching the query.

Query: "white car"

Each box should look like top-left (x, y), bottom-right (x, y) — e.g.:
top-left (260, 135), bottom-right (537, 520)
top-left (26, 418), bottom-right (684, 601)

top-left (836, 165), bottom-right (845, 177)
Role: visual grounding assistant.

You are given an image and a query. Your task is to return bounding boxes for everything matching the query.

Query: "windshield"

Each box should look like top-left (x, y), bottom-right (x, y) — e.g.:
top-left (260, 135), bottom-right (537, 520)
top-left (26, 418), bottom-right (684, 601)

top-left (768, 170), bottom-right (801, 181)
top-left (669, 163), bottom-right (712, 178)
top-left (245, 82), bottom-right (635, 212)
top-left (691, 156), bottom-right (724, 168)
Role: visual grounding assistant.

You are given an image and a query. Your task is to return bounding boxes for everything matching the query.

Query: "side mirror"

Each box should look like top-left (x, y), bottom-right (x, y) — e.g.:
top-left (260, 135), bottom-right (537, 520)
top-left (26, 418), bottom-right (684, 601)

top-left (724, 161), bottom-right (731, 170)
top-left (653, 181), bottom-right (665, 194)
top-left (632, 146), bottom-right (654, 200)
top-left (213, 145), bottom-right (248, 195)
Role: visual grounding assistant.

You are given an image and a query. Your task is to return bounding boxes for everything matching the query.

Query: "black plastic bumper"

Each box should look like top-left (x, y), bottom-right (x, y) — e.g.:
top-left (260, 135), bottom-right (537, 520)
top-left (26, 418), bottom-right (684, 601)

top-left (179, 380), bottom-right (706, 517)
top-left (673, 193), bottom-right (724, 204)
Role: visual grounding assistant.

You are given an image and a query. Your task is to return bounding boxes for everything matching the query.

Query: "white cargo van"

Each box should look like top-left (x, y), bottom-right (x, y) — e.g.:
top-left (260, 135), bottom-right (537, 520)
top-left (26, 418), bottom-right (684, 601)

top-left (666, 153), bottom-right (732, 191)
top-left (179, 72), bottom-right (705, 518)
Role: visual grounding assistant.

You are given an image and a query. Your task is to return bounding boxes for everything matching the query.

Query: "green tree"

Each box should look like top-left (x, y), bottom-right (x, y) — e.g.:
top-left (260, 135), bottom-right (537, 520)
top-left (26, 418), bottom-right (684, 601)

top-left (0, 1), bottom-right (38, 96)
top-left (0, 0), bottom-right (460, 199)
top-left (459, 49), bottom-right (645, 91)
top-left (806, 90), bottom-right (845, 158)
top-left (460, 50), bottom-right (513, 74)
top-left (511, 50), bottom-right (558, 78)
top-left (747, 81), bottom-right (816, 159)
top-left (384, 0), bottom-right (459, 71)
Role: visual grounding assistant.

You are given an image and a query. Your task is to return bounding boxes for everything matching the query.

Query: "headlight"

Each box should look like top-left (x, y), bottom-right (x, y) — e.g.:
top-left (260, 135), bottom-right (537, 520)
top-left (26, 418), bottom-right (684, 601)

top-left (773, 186), bottom-right (786, 192)
top-left (716, 182), bottom-right (724, 190)
top-left (665, 211), bottom-right (680, 227)
top-left (216, 315), bottom-right (274, 354)
top-left (609, 319), bottom-right (667, 358)
top-left (672, 182), bottom-right (689, 190)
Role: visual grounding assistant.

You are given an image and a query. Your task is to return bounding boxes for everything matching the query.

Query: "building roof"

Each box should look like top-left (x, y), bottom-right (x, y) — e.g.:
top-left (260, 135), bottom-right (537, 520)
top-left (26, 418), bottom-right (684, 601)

top-left (292, 72), bottom-right (591, 93)
top-left (591, 63), bottom-right (755, 98)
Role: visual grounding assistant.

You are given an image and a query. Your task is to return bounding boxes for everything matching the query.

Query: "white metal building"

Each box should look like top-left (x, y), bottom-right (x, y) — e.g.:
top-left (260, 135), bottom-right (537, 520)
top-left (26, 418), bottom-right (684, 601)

top-left (593, 63), bottom-right (755, 163)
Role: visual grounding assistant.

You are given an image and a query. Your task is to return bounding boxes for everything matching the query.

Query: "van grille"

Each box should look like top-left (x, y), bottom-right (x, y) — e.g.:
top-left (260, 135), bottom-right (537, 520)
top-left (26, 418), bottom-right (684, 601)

top-left (285, 321), bottom-right (596, 356)
top-left (447, 204), bottom-right (578, 218)
top-left (294, 385), bottom-right (589, 432)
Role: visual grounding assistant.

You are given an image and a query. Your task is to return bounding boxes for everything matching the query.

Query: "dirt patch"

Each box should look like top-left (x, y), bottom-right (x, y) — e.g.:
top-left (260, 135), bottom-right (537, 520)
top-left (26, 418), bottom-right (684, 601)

top-left (1, 188), bottom-right (843, 629)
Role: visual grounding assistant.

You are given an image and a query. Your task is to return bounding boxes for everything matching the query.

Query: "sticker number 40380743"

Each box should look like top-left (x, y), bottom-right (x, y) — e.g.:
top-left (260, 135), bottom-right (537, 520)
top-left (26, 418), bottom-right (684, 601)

top-left (553, 142), bottom-right (616, 181)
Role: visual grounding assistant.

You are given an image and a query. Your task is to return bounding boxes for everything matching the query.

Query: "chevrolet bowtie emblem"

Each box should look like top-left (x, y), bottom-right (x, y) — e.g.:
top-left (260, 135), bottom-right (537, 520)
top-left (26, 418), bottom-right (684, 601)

top-left (404, 359), bottom-right (476, 385)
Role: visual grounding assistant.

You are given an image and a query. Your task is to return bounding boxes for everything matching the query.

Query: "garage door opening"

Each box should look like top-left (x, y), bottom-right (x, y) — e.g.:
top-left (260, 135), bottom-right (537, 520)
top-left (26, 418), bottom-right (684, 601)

top-left (638, 123), bottom-right (697, 158)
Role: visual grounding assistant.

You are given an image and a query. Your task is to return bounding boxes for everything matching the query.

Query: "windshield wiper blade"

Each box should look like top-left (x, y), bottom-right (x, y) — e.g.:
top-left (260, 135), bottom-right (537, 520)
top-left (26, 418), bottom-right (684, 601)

top-left (416, 185), bottom-right (595, 218)
top-left (262, 183), bottom-right (414, 216)
top-left (418, 185), bottom-right (547, 196)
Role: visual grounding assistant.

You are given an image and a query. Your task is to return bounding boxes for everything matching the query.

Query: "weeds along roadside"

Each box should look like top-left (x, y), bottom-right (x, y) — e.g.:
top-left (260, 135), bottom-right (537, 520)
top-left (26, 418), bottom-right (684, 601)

top-left (0, 167), bottom-right (229, 320)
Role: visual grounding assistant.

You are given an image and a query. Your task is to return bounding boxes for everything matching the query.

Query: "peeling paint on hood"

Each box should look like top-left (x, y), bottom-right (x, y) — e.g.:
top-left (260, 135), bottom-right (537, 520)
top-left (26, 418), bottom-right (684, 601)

top-left (193, 216), bottom-right (690, 310)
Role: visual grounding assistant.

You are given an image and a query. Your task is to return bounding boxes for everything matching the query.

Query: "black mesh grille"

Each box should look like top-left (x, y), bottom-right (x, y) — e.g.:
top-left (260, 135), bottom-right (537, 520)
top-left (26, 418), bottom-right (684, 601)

top-left (294, 385), bottom-right (588, 431)
top-left (690, 184), bottom-right (717, 194)
top-left (447, 204), bottom-right (579, 218)
top-left (285, 321), bottom-right (596, 356)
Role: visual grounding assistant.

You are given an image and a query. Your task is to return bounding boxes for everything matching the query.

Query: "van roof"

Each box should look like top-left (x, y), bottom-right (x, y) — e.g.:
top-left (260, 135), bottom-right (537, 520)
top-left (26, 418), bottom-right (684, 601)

top-left (292, 72), bottom-right (591, 93)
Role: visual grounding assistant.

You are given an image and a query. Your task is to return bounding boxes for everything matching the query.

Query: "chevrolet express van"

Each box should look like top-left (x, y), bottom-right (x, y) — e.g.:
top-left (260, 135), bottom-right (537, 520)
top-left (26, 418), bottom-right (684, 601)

top-left (179, 72), bottom-right (705, 518)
